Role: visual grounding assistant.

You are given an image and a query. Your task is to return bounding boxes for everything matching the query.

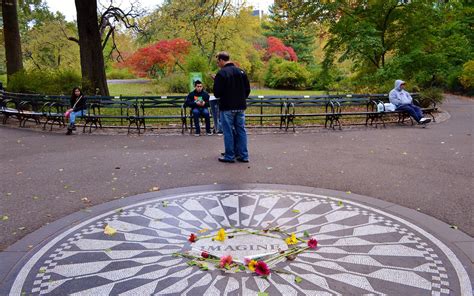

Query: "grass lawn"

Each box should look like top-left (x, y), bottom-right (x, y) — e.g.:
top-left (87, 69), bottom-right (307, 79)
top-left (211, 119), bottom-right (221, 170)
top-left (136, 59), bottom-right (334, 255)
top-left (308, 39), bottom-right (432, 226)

top-left (108, 81), bottom-right (326, 97)
top-left (108, 82), bottom-right (160, 96)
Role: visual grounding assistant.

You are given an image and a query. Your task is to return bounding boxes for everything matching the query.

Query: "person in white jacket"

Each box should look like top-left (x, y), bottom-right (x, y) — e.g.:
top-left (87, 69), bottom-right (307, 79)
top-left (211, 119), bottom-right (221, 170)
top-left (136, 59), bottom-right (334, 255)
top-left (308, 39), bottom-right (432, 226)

top-left (389, 80), bottom-right (431, 124)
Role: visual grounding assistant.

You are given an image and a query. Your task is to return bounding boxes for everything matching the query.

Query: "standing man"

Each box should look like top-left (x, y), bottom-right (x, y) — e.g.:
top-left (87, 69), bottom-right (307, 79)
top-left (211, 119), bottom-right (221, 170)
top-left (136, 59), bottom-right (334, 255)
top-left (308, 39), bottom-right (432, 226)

top-left (186, 80), bottom-right (212, 136)
top-left (389, 80), bottom-right (431, 124)
top-left (213, 51), bottom-right (251, 163)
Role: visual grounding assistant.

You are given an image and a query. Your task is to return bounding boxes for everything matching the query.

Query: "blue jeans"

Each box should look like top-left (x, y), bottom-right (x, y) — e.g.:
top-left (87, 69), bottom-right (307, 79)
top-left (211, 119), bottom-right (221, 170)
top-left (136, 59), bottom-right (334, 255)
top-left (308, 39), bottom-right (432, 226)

top-left (396, 104), bottom-right (423, 122)
top-left (192, 108), bottom-right (211, 134)
top-left (69, 109), bottom-right (86, 125)
top-left (210, 100), bottom-right (222, 133)
top-left (220, 110), bottom-right (248, 160)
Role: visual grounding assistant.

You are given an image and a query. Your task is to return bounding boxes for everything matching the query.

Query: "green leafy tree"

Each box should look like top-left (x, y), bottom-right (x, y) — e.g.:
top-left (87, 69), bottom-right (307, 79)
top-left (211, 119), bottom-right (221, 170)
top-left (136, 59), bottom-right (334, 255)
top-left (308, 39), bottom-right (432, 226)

top-left (299, 0), bottom-right (473, 92)
top-left (263, 0), bottom-right (315, 64)
top-left (22, 18), bottom-right (80, 71)
top-left (144, 1), bottom-right (261, 70)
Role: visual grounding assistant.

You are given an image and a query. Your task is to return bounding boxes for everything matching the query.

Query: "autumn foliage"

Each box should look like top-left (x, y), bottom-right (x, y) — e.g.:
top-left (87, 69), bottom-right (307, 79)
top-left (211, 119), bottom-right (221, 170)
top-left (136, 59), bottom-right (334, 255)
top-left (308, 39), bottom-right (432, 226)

top-left (263, 37), bottom-right (298, 62)
top-left (122, 38), bottom-right (191, 77)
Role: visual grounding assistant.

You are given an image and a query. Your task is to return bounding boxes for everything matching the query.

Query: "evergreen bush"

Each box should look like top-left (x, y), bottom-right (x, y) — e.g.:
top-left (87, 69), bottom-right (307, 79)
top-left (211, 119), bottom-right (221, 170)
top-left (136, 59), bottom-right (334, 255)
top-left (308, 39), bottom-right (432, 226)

top-left (264, 58), bottom-right (310, 89)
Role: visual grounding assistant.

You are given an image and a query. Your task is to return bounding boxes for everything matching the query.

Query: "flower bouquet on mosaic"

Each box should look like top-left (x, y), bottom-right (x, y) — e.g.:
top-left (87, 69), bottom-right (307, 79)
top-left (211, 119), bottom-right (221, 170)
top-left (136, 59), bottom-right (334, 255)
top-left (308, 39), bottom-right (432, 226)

top-left (175, 227), bottom-right (318, 280)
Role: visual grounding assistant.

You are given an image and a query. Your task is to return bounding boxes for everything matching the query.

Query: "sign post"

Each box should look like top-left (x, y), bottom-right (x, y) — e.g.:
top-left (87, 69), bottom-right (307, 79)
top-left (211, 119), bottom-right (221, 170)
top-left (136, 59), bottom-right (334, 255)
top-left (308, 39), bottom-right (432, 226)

top-left (189, 72), bottom-right (203, 91)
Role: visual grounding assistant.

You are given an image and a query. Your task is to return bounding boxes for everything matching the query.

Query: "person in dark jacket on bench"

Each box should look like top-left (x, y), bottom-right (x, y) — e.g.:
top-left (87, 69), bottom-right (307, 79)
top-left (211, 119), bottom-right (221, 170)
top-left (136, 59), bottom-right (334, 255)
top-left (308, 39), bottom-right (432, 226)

top-left (66, 87), bottom-right (87, 135)
top-left (185, 80), bottom-right (211, 136)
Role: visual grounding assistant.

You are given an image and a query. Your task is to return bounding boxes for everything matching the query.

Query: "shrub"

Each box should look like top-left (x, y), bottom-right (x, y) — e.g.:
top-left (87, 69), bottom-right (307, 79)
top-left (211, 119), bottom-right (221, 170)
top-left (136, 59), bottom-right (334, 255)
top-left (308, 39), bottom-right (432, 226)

top-left (264, 58), bottom-right (310, 89)
top-left (7, 69), bottom-right (81, 94)
top-left (419, 88), bottom-right (444, 107)
top-left (107, 68), bottom-right (136, 79)
top-left (459, 60), bottom-right (474, 92)
top-left (157, 73), bottom-right (189, 93)
top-left (446, 69), bottom-right (464, 93)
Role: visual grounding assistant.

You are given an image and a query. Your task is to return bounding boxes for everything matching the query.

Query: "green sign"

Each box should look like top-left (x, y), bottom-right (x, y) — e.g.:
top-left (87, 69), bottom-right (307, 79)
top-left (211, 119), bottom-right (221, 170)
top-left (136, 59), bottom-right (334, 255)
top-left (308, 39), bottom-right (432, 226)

top-left (189, 72), bottom-right (203, 91)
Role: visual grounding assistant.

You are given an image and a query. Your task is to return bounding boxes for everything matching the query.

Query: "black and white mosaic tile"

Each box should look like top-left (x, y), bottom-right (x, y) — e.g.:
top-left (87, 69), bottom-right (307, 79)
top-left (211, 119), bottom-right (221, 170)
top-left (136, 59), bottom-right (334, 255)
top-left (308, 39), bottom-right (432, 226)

top-left (8, 190), bottom-right (472, 295)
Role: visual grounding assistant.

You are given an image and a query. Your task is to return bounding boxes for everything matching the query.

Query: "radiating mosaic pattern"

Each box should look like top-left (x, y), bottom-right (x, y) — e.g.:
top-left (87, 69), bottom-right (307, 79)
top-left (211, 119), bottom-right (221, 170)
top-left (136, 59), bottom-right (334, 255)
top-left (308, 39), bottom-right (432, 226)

top-left (10, 190), bottom-right (471, 295)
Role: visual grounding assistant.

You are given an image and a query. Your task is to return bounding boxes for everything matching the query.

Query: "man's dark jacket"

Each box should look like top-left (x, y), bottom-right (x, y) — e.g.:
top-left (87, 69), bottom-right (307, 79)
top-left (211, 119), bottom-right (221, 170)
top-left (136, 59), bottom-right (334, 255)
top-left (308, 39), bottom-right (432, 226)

top-left (185, 90), bottom-right (210, 110)
top-left (213, 63), bottom-right (250, 111)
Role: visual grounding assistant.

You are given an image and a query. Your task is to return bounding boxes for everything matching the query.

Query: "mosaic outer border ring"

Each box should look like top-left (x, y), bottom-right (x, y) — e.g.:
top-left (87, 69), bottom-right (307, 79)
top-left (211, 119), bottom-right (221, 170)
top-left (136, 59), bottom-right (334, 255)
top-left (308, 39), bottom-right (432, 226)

top-left (3, 184), bottom-right (473, 295)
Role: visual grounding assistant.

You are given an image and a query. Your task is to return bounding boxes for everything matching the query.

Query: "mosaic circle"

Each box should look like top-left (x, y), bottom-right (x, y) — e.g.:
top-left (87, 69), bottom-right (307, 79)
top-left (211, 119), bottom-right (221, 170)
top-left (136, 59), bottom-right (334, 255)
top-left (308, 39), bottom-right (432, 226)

top-left (10, 190), bottom-right (472, 295)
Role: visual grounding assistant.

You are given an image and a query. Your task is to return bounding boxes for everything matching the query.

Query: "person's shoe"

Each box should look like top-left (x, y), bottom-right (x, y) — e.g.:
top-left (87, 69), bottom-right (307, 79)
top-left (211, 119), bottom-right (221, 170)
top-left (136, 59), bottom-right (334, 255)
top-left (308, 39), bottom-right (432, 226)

top-left (236, 157), bottom-right (249, 163)
top-left (419, 118), bottom-right (431, 124)
top-left (71, 123), bottom-right (76, 131)
top-left (206, 131), bottom-right (212, 136)
top-left (218, 157), bottom-right (235, 163)
top-left (66, 128), bottom-right (73, 135)
top-left (220, 152), bottom-right (225, 156)
top-left (194, 133), bottom-right (200, 137)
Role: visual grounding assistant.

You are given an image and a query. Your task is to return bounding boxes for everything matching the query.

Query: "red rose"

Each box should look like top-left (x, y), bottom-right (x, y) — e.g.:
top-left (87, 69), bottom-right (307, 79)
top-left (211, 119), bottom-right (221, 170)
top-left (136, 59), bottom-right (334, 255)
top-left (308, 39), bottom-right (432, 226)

top-left (188, 233), bottom-right (197, 243)
top-left (255, 261), bottom-right (270, 277)
top-left (201, 251), bottom-right (209, 258)
top-left (308, 238), bottom-right (318, 249)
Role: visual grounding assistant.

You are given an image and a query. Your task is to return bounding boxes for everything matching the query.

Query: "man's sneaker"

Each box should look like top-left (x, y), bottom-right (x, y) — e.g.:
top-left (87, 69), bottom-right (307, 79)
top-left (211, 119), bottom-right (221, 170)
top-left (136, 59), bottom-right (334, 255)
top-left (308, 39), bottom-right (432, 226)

top-left (206, 131), bottom-right (212, 136)
top-left (194, 133), bottom-right (200, 137)
top-left (419, 118), bottom-right (431, 124)
top-left (236, 157), bottom-right (249, 163)
top-left (218, 157), bottom-right (235, 163)
top-left (66, 128), bottom-right (72, 135)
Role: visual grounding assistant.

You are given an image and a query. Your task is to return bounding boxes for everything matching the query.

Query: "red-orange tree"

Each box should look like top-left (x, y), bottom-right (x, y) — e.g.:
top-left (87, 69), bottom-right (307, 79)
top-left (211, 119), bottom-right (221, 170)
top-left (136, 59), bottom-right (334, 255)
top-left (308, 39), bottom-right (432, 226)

top-left (122, 38), bottom-right (191, 77)
top-left (263, 36), bottom-right (298, 62)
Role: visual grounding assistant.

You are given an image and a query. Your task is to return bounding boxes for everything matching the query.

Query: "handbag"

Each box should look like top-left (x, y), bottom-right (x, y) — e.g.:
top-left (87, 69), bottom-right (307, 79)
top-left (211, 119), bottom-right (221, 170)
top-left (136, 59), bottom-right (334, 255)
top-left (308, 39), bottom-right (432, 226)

top-left (64, 108), bottom-right (73, 119)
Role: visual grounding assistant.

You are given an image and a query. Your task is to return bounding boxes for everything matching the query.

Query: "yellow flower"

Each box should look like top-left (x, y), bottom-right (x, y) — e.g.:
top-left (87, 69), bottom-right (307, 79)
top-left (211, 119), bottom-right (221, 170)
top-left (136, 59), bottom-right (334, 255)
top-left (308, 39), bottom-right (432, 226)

top-left (248, 260), bottom-right (258, 272)
top-left (215, 228), bottom-right (226, 241)
top-left (104, 224), bottom-right (117, 236)
top-left (285, 233), bottom-right (298, 245)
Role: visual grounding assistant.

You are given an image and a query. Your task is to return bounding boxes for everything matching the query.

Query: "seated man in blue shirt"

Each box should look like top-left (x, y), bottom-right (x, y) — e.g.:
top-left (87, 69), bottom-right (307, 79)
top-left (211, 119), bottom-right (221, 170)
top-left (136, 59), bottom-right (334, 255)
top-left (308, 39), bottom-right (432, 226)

top-left (186, 80), bottom-right (212, 136)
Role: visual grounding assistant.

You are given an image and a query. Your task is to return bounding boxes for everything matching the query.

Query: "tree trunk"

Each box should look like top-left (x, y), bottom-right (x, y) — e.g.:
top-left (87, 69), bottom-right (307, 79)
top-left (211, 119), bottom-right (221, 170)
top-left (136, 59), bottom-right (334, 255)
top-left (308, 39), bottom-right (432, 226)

top-left (2, 0), bottom-right (23, 77)
top-left (74, 0), bottom-right (109, 96)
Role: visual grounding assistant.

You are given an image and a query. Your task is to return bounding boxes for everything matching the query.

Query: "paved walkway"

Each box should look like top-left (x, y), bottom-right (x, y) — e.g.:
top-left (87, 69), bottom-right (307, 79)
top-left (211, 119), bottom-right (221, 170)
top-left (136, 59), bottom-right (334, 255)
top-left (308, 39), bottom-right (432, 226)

top-left (0, 94), bottom-right (472, 294)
